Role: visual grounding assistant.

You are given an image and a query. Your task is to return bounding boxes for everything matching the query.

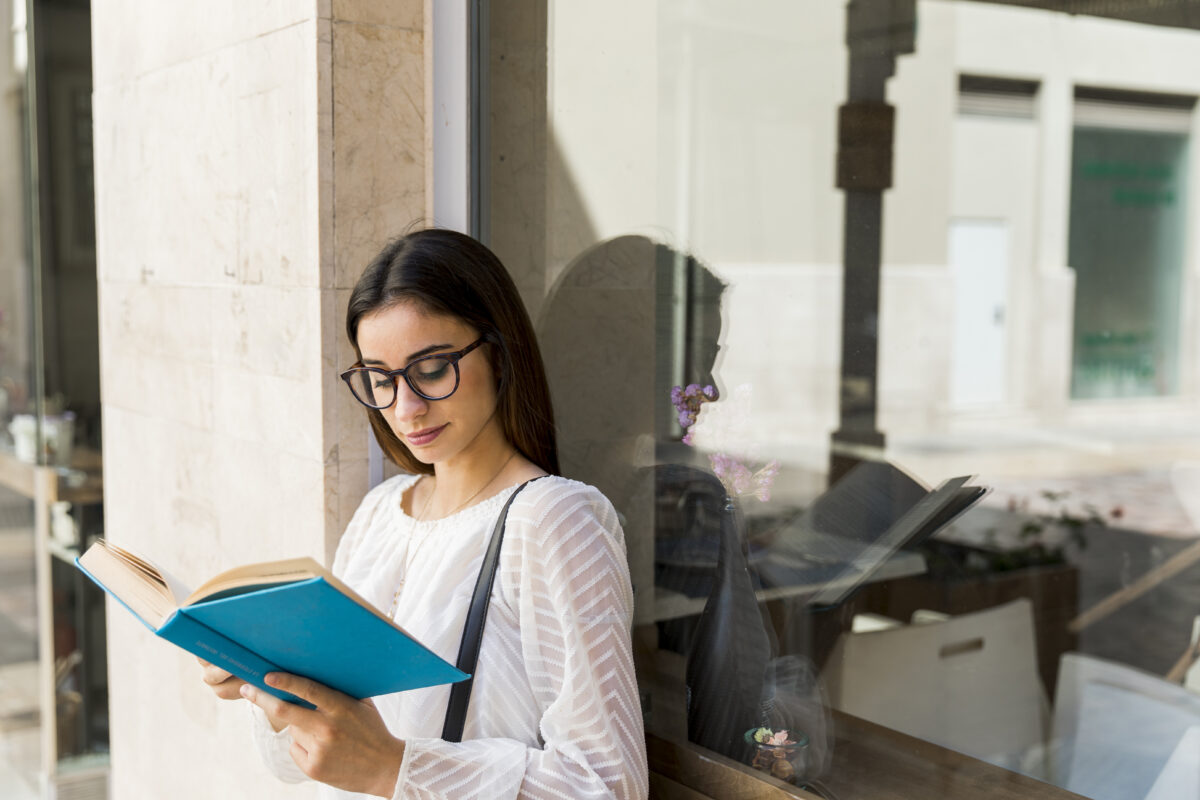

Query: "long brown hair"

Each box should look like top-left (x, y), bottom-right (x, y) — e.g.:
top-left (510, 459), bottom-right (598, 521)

top-left (346, 229), bottom-right (559, 476)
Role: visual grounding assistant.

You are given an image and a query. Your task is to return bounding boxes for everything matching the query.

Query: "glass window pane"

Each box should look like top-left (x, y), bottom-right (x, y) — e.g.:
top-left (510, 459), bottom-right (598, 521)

top-left (484, 2), bottom-right (1200, 798)
top-left (1, 1), bottom-right (105, 795)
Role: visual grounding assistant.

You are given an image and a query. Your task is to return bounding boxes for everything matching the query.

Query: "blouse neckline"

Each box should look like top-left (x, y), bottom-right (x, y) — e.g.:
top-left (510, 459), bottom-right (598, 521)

top-left (392, 473), bottom-right (533, 529)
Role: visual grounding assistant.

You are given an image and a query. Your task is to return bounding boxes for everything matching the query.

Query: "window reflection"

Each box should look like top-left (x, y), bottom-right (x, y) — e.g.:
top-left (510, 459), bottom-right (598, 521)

top-left (1068, 90), bottom-right (1193, 399)
top-left (487, 2), bottom-right (1200, 797)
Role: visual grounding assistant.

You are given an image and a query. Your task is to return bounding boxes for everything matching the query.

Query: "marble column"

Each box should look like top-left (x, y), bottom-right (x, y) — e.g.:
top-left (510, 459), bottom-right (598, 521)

top-left (91, 1), bottom-right (427, 796)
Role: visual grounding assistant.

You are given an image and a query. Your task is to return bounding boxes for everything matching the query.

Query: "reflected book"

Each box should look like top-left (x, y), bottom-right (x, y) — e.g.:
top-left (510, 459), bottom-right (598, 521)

top-left (763, 463), bottom-right (989, 608)
top-left (75, 539), bottom-right (466, 709)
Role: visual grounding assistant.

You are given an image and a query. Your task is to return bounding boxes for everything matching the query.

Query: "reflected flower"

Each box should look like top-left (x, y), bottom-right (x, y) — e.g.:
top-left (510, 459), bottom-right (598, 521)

top-left (671, 383), bottom-right (778, 502)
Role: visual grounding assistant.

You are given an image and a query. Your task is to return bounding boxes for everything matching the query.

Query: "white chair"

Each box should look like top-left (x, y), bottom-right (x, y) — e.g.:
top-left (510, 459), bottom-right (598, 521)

top-left (1144, 725), bottom-right (1200, 800)
top-left (823, 598), bottom-right (1046, 774)
top-left (1183, 616), bottom-right (1200, 694)
top-left (1051, 652), bottom-right (1200, 800)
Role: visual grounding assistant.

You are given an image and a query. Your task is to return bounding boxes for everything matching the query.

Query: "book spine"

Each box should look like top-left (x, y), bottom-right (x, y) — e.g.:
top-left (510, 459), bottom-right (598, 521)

top-left (159, 610), bottom-right (315, 709)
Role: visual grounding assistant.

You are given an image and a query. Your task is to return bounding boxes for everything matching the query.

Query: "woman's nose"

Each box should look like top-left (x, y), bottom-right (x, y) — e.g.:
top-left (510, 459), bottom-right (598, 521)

top-left (390, 377), bottom-right (429, 423)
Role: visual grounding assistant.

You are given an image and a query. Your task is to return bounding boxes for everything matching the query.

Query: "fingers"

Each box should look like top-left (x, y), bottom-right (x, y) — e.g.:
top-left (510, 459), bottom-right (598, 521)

top-left (263, 672), bottom-right (345, 711)
top-left (242, 682), bottom-right (300, 724)
top-left (199, 663), bottom-right (233, 684)
top-left (199, 661), bottom-right (246, 701)
top-left (289, 739), bottom-right (311, 773)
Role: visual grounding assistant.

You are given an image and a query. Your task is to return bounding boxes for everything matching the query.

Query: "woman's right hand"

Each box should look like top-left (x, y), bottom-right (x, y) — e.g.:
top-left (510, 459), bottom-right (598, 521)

top-left (198, 658), bottom-right (248, 701)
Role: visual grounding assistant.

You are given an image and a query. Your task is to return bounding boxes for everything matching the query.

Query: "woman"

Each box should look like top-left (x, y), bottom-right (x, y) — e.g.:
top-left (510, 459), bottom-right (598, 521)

top-left (200, 229), bottom-right (649, 799)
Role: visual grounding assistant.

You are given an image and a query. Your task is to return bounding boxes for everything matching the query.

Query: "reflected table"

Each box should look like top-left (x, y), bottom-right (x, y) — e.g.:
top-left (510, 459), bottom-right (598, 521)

top-left (652, 534), bottom-right (927, 623)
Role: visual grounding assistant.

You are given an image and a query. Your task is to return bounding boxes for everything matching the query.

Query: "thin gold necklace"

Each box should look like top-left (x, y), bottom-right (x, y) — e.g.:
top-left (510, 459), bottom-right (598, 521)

top-left (390, 451), bottom-right (518, 616)
top-left (415, 449), bottom-right (518, 522)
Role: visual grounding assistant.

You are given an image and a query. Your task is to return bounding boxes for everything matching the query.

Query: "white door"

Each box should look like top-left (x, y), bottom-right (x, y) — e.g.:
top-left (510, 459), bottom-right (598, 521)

top-left (949, 219), bottom-right (1009, 407)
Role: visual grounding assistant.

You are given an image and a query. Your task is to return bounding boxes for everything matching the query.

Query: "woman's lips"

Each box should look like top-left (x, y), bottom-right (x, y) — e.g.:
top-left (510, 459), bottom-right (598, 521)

top-left (406, 424), bottom-right (447, 447)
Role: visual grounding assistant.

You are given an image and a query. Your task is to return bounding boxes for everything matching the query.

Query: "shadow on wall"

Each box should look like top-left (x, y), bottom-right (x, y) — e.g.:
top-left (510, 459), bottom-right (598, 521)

top-left (487, 0), bottom-right (599, 321)
top-left (537, 238), bottom-right (835, 782)
top-left (490, 4), bottom-right (819, 772)
top-left (537, 235), bottom-right (725, 619)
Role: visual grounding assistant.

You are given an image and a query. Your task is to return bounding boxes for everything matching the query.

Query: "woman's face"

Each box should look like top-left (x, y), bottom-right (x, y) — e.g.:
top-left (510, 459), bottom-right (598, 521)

top-left (355, 301), bottom-right (504, 469)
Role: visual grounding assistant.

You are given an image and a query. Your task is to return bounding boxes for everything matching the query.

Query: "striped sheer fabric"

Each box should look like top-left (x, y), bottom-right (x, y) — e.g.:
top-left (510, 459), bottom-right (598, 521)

top-left (251, 474), bottom-right (648, 800)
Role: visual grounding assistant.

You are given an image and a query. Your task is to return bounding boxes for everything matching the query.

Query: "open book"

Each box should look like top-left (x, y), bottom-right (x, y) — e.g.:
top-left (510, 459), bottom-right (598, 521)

top-left (76, 540), bottom-right (467, 708)
top-left (760, 462), bottom-right (988, 608)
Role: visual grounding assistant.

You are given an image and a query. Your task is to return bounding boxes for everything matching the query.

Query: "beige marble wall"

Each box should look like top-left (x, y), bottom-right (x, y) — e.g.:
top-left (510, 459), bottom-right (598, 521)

top-left (92, 1), bottom-right (427, 796)
top-left (324, 2), bottom-right (427, 548)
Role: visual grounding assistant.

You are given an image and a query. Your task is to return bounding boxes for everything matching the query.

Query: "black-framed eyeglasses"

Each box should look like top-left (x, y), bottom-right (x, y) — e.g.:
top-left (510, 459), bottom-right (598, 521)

top-left (340, 336), bottom-right (487, 407)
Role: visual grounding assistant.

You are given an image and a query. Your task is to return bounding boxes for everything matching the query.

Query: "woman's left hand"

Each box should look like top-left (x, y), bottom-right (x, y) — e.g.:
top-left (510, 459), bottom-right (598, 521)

top-left (241, 672), bottom-right (405, 798)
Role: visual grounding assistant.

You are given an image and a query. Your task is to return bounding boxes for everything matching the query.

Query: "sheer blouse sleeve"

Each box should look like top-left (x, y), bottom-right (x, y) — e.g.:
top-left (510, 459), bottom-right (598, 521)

top-left (394, 479), bottom-right (649, 800)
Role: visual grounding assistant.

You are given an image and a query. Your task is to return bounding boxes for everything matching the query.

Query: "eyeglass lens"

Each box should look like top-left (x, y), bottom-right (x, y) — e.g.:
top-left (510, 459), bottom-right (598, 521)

top-left (350, 356), bottom-right (458, 406)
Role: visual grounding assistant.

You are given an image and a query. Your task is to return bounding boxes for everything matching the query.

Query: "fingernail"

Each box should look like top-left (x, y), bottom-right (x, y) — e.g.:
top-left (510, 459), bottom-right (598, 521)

top-left (264, 673), bottom-right (278, 687)
top-left (240, 684), bottom-right (254, 699)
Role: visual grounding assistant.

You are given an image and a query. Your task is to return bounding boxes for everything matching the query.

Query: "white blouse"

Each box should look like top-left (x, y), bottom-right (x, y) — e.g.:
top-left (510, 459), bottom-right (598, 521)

top-left (250, 474), bottom-right (649, 800)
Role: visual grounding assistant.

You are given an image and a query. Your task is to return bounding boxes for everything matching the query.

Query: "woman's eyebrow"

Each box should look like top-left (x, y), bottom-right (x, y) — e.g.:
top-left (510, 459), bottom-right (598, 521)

top-left (361, 343), bottom-right (454, 367)
top-left (406, 343), bottom-right (454, 361)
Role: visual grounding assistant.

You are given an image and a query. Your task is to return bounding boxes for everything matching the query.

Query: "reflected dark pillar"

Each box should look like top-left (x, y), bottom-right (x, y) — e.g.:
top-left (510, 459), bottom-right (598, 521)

top-left (829, 0), bottom-right (915, 486)
top-left (832, 186), bottom-right (887, 485)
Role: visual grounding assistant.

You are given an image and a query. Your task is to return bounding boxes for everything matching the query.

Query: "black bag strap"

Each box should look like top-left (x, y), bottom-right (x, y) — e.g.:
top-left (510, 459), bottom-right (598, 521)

top-left (441, 477), bottom-right (542, 742)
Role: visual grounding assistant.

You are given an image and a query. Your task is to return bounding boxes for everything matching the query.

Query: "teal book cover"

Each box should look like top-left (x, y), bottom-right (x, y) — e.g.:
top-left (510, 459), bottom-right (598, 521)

top-left (76, 543), bottom-right (468, 709)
